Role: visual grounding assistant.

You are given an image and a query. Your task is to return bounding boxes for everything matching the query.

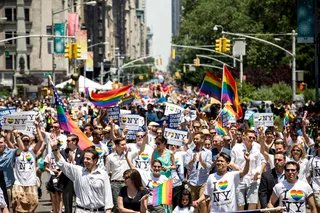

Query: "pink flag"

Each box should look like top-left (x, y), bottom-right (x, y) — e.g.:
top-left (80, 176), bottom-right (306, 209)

top-left (68, 13), bottom-right (79, 36)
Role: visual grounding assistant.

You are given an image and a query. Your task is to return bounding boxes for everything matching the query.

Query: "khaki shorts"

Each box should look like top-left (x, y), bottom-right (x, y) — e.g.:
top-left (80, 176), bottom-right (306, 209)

top-left (12, 184), bottom-right (38, 213)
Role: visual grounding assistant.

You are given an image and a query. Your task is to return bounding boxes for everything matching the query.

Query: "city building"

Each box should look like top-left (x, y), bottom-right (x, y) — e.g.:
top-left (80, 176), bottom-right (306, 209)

top-left (172, 0), bottom-right (182, 36)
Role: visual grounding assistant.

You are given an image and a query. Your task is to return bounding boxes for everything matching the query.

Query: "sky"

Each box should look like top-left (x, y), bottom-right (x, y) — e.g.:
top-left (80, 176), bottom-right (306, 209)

top-left (145, 0), bottom-right (172, 69)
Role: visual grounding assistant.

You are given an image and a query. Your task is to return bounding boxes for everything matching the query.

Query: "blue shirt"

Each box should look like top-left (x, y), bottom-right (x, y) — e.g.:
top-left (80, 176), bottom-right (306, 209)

top-left (0, 147), bottom-right (17, 187)
top-left (184, 147), bottom-right (212, 186)
top-left (211, 147), bottom-right (231, 173)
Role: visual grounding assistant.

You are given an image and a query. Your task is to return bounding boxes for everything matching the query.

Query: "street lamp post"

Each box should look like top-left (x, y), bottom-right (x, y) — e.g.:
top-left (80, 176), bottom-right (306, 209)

top-left (51, 1), bottom-right (96, 86)
top-left (213, 25), bottom-right (296, 101)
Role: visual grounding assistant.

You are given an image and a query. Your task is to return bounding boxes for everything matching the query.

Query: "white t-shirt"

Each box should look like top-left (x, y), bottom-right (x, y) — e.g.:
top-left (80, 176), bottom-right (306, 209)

top-left (94, 142), bottom-right (109, 169)
top-left (204, 171), bottom-right (240, 212)
top-left (127, 143), bottom-right (154, 171)
top-left (309, 156), bottom-right (320, 191)
top-left (172, 151), bottom-right (186, 187)
top-left (273, 180), bottom-right (313, 213)
top-left (44, 152), bottom-right (59, 178)
top-left (137, 169), bottom-right (168, 205)
top-left (172, 206), bottom-right (194, 213)
top-left (0, 187), bottom-right (7, 211)
top-left (14, 150), bottom-right (37, 186)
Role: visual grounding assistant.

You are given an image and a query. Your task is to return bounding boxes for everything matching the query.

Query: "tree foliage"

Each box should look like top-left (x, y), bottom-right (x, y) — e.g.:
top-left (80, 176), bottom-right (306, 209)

top-left (172, 0), bottom-right (314, 88)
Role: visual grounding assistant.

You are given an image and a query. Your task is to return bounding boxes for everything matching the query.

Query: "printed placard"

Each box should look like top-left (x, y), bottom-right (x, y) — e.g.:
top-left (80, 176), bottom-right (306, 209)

top-left (2, 111), bottom-right (38, 131)
top-left (165, 103), bottom-right (184, 116)
top-left (164, 128), bottom-right (188, 146)
top-left (0, 108), bottom-right (17, 127)
top-left (120, 109), bottom-right (131, 114)
top-left (221, 112), bottom-right (229, 128)
top-left (254, 113), bottom-right (274, 127)
top-left (107, 106), bottom-right (120, 125)
top-left (167, 113), bottom-right (181, 129)
top-left (120, 114), bottom-right (145, 130)
top-left (244, 110), bottom-right (255, 120)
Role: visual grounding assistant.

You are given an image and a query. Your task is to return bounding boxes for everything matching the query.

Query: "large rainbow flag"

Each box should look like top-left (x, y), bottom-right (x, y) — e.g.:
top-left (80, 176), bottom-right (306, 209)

top-left (152, 179), bottom-right (173, 206)
top-left (199, 72), bottom-right (221, 101)
top-left (51, 79), bottom-right (94, 150)
top-left (86, 85), bottom-right (132, 108)
top-left (221, 65), bottom-right (243, 118)
top-left (119, 94), bottom-right (134, 105)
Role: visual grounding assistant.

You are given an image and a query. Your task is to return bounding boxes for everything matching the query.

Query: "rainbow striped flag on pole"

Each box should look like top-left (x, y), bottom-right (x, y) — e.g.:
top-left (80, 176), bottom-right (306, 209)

top-left (50, 77), bottom-right (94, 150)
top-left (86, 85), bottom-right (132, 108)
top-left (215, 121), bottom-right (228, 136)
top-left (199, 72), bottom-right (221, 101)
top-left (221, 65), bottom-right (243, 118)
top-left (152, 179), bottom-right (173, 206)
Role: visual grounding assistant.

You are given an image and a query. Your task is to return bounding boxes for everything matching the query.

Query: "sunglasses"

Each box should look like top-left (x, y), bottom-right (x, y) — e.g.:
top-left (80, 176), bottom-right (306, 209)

top-left (153, 166), bottom-right (161, 169)
top-left (53, 126), bottom-right (59, 129)
top-left (210, 132), bottom-right (216, 135)
top-left (248, 136), bottom-right (256, 140)
top-left (123, 176), bottom-right (130, 180)
top-left (136, 135), bottom-right (145, 138)
top-left (22, 140), bottom-right (30, 143)
top-left (285, 169), bottom-right (297, 172)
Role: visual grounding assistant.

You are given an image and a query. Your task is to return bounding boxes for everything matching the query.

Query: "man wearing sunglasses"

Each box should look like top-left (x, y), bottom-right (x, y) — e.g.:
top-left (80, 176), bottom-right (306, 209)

top-left (231, 129), bottom-right (265, 210)
top-left (59, 134), bottom-right (84, 213)
top-left (51, 122), bottom-right (67, 150)
top-left (268, 161), bottom-right (317, 213)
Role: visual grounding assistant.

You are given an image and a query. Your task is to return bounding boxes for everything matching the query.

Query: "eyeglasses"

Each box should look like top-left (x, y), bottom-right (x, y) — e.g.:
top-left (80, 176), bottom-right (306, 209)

top-left (53, 126), bottom-right (59, 129)
top-left (210, 132), bottom-right (216, 135)
top-left (22, 140), bottom-right (30, 143)
top-left (136, 135), bottom-right (145, 138)
top-left (285, 169), bottom-right (297, 172)
top-left (153, 166), bottom-right (162, 168)
top-left (224, 139), bottom-right (231, 141)
top-left (248, 136), bottom-right (256, 140)
top-left (194, 126), bottom-right (200, 128)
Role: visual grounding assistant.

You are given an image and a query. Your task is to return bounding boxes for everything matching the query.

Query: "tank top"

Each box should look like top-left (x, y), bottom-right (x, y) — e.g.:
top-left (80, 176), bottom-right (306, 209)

top-left (154, 150), bottom-right (172, 178)
top-left (14, 150), bottom-right (37, 186)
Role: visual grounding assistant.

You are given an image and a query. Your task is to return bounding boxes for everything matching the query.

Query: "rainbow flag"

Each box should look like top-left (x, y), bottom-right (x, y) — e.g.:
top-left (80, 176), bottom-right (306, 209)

top-left (51, 80), bottom-right (94, 150)
top-left (119, 94), bottom-right (134, 105)
top-left (221, 65), bottom-right (243, 118)
top-left (152, 179), bottom-right (173, 206)
top-left (86, 85), bottom-right (132, 108)
top-left (215, 121), bottom-right (228, 136)
top-left (222, 105), bottom-right (238, 119)
top-left (284, 112), bottom-right (289, 127)
top-left (199, 72), bottom-right (221, 101)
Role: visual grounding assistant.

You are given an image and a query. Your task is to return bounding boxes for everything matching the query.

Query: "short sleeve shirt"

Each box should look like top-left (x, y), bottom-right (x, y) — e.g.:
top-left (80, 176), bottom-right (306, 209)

top-left (118, 186), bottom-right (148, 211)
top-left (0, 147), bottom-right (17, 187)
top-left (273, 180), bottom-right (313, 213)
top-left (204, 171), bottom-right (240, 212)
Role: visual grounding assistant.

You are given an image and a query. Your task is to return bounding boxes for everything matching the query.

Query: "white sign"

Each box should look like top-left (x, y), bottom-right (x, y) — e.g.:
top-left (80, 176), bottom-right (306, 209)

top-left (165, 103), bottom-right (184, 116)
top-left (120, 110), bottom-right (131, 114)
top-left (254, 113), bottom-right (274, 127)
top-left (164, 128), bottom-right (188, 146)
top-left (2, 111), bottom-right (38, 132)
top-left (120, 114), bottom-right (145, 130)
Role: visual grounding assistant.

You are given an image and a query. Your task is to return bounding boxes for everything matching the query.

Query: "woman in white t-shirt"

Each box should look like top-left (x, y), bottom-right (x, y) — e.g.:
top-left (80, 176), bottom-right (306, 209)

top-left (12, 120), bottom-right (43, 213)
top-left (268, 161), bottom-right (317, 213)
top-left (173, 189), bottom-right (194, 213)
top-left (193, 152), bottom-right (250, 212)
top-left (125, 152), bottom-right (167, 213)
top-left (288, 143), bottom-right (309, 181)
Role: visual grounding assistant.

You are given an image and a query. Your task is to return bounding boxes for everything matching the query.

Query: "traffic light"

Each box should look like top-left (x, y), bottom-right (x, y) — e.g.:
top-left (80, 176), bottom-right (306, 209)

top-left (156, 58), bottom-right (162, 66)
top-left (222, 38), bottom-right (231, 52)
top-left (193, 58), bottom-right (200, 66)
top-left (215, 38), bottom-right (222, 52)
top-left (183, 65), bottom-right (186, 73)
top-left (73, 44), bottom-right (81, 59)
top-left (171, 48), bottom-right (176, 60)
top-left (151, 66), bottom-right (154, 73)
top-left (64, 44), bottom-right (73, 59)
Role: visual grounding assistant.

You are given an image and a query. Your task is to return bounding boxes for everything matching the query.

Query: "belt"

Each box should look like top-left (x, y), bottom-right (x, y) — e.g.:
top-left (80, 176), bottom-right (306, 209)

top-left (111, 180), bottom-right (124, 183)
top-left (76, 205), bottom-right (104, 212)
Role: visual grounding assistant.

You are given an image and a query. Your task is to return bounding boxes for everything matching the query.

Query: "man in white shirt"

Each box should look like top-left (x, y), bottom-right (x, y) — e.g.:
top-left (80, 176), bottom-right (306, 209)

top-left (91, 129), bottom-right (109, 169)
top-left (51, 139), bottom-right (113, 213)
top-left (231, 129), bottom-right (264, 210)
top-left (105, 137), bottom-right (129, 213)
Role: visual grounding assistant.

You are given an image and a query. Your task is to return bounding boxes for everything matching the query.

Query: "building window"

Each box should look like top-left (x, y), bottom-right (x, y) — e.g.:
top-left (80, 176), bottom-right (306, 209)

top-left (4, 8), bottom-right (29, 21)
top-left (5, 32), bottom-right (18, 44)
top-left (27, 55), bottom-right (30, 69)
top-left (4, 73), bottom-right (13, 80)
top-left (5, 55), bottom-right (13, 70)
top-left (25, 8), bottom-right (30, 21)
top-left (26, 31), bottom-right (30, 45)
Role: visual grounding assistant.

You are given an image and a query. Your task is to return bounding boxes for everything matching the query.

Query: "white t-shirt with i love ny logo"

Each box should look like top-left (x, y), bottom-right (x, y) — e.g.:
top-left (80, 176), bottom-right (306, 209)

top-left (273, 179), bottom-right (313, 213)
